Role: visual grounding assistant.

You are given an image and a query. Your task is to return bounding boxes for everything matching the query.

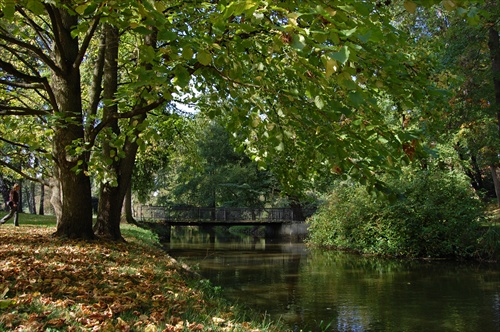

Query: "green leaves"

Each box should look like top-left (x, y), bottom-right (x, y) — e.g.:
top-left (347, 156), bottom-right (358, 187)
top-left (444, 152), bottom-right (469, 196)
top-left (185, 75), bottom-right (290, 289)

top-left (197, 50), bottom-right (212, 66)
top-left (158, 30), bottom-right (177, 42)
top-left (26, 0), bottom-right (45, 15)
top-left (74, 2), bottom-right (98, 16)
top-left (222, 0), bottom-right (260, 19)
top-left (403, 1), bottom-right (418, 14)
top-left (314, 96), bottom-right (325, 110)
top-left (329, 46), bottom-right (350, 65)
top-left (292, 34), bottom-right (306, 50)
top-left (1, 0), bottom-right (16, 19)
top-left (3, 0), bottom-right (476, 213)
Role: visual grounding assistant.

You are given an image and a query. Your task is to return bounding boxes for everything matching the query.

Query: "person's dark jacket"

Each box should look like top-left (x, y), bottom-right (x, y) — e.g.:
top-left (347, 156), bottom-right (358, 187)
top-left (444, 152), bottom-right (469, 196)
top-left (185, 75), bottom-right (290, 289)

top-left (8, 189), bottom-right (19, 208)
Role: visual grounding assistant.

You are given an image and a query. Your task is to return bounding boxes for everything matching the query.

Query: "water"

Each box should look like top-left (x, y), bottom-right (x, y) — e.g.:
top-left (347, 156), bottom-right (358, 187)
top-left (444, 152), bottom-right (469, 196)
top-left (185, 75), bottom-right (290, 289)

top-left (166, 228), bottom-right (500, 331)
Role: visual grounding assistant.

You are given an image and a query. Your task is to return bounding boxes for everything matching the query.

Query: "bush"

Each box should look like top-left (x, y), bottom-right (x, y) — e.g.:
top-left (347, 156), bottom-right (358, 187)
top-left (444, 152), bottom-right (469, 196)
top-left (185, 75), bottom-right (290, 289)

top-left (307, 167), bottom-right (486, 259)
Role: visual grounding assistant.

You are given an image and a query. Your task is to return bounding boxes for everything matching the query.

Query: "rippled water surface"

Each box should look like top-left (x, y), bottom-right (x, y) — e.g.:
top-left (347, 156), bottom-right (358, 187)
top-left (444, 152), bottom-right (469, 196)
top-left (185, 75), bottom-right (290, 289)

top-left (166, 228), bottom-right (500, 331)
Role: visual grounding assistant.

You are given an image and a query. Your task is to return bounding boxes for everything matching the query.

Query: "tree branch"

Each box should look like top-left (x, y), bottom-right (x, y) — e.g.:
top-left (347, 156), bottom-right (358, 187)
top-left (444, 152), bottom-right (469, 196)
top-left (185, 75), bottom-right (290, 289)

top-left (87, 97), bottom-right (167, 148)
top-left (0, 159), bottom-right (50, 186)
top-left (0, 105), bottom-right (50, 116)
top-left (0, 58), bottom-right (46, 84)
top-left (1, 42), bottom-right (46, 79)
top-left (75, 14), bottom-right (101, 69)
top-left (0, 79), bottom-right (44, 89)
top-left (0, 136), bottom-right (48, 154)
top-left (16, 6), bottom-right (52, 52)
top-left (209, 65), bottom-right (262, 89)
top-left (0, 32), bottom-right (59, 75)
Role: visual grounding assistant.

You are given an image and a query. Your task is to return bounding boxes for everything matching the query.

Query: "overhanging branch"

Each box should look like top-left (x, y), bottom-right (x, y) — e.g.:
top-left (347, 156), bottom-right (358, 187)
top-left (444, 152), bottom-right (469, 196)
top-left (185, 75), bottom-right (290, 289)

top-left (0, 159), bottom-right (50, 186)
top-left (0, 105), bottom-right (50, 116)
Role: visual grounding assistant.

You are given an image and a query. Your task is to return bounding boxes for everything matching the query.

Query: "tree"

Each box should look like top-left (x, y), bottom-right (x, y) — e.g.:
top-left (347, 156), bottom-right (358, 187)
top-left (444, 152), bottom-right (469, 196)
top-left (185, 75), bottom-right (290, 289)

top-left (161, 117), bottom-right (276, 209)
top-left (195, 0), bottom-right (449, 198)
top-left (432, 1), bottom-right (500, 206)
top-left (0, 1), bottom-right (167, 239)
top-left (1, 0), bottom-right (473, 239)
top-left (0, 3), bottom-right (95, 238)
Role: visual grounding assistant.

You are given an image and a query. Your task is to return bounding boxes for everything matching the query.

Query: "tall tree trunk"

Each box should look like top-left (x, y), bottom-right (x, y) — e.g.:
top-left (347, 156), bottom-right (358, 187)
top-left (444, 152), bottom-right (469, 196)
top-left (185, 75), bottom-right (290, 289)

top-left (94, 24), bottom-right (122, 240)
top-left (50, 6), bottom-right (93, 239)
top-left (28, 182), bottom-right (36, 214)
top-left (17, 183), bottom-right (22, 214)
top-left (85, 31), bottom-right (106, 142)
top-left (94, 27), bottom-right (157, 239)
top-left (488, 24), bottom-right (500, 207)
top-left (122, 183), bottom-right (137, 224)
top-left (38, 183), bottom-right (45, 216)
top-left (0, 178), bottom-right (8, 208)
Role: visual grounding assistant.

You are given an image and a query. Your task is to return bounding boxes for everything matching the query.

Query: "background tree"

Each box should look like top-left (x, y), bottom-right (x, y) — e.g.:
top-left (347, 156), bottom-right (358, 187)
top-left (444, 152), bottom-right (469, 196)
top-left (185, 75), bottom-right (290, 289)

top-left (160, 117), bottom-right (277, 209)
top-left (132, 108), bottom-right (186, 207)
top-left (436, 1), bottom-right (500, 206)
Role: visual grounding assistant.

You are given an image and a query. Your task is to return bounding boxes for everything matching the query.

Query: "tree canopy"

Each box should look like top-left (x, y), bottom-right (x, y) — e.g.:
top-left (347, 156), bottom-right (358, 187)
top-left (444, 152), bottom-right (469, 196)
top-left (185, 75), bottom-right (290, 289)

top-left (1, 0), bottom-right (495, 239)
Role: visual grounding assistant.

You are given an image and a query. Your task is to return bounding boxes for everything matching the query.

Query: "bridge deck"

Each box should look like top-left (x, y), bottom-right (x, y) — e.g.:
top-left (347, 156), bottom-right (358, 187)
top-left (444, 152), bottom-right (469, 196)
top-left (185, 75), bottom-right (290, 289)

top-left (138, 206), bottom-right (313, 224)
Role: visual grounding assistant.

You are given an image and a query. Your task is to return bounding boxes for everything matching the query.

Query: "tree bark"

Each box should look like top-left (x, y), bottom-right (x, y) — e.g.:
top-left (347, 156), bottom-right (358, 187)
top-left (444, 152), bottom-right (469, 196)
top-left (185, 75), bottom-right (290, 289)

top-left (50, 6), bottom-right (94, 239)
top-left (38, 183), bottom-right (45, 215)
top-left (491, 166), bottom-right (500, 207)
top-left (93, 24), bottom-right (122, 240)
top-left (94, 26), bottom-right (158, 239)
top-left (122, 183), bottom-right (137, 224)
top-left (28, 182), bottom-right (36, 214)
top-left (85, 31), bottom-right (106, 143)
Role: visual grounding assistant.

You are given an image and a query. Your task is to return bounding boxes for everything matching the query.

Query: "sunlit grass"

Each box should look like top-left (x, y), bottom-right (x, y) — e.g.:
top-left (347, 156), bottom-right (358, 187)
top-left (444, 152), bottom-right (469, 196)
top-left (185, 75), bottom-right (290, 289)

top-left (0, 212), bottom-right (56, 227)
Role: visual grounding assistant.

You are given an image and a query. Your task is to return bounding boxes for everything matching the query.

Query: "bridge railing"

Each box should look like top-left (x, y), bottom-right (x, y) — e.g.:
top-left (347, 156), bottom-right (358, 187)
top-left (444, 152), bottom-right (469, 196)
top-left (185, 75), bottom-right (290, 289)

top-left (137, 206), bottom-right (314, 223)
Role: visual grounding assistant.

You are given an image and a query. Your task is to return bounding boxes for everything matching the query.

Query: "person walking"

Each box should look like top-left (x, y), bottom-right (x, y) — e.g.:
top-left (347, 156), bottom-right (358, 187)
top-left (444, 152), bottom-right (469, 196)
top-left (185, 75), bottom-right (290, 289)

top-left (1, 183), bottom-right (20, 226)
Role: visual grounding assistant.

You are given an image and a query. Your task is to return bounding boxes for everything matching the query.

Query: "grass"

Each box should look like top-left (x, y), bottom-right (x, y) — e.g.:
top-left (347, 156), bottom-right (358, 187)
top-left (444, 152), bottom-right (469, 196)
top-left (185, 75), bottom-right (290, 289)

top-left (0, 212), bottom-right (285, 331)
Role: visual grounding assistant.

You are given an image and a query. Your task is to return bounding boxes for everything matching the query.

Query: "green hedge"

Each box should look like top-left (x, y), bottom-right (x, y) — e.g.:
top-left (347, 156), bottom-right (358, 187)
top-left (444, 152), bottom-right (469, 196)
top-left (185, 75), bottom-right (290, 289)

top-left (307, 168), bottom-right (486, 258)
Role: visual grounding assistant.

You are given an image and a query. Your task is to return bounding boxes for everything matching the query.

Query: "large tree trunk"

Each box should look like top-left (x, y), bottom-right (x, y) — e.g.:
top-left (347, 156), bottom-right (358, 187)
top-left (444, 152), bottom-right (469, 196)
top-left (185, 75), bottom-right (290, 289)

top-left (50, 6), bottom-right (94, 239)
top-left (94, 26), bottom-right (156, 239)
top-left (94, 24), bottom-right (122, 240)
top-left (94, 141), bottom-right (140, 239)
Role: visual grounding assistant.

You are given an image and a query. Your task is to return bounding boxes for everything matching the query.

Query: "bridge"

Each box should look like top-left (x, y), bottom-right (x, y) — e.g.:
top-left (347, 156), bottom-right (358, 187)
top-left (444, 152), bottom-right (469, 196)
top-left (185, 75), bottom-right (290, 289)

top-left (137, 206), bottom-right (315, 241)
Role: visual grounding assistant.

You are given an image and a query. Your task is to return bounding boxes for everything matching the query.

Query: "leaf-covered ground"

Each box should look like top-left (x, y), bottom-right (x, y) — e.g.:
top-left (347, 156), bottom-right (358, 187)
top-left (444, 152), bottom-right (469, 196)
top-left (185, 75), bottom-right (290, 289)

top-left (0, 224), bottom-right (273, 331)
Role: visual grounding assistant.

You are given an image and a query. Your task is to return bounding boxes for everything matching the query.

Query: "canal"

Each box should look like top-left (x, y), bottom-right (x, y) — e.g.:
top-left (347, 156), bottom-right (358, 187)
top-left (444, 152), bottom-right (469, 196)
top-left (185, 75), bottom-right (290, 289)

top-left (166, 227), bottom-right (500, 331)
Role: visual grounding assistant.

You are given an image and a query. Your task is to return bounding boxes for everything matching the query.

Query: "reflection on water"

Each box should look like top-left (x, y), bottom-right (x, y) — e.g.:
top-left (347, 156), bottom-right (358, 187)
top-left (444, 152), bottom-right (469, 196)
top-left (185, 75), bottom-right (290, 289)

top-left (167, 227), bottom-right (500, 331)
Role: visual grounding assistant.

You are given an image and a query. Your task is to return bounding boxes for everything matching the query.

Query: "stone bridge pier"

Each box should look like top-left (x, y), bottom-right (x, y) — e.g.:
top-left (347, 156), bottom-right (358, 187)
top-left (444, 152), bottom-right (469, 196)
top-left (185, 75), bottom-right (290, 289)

top-left (159, 222), bottom-right (308, 242)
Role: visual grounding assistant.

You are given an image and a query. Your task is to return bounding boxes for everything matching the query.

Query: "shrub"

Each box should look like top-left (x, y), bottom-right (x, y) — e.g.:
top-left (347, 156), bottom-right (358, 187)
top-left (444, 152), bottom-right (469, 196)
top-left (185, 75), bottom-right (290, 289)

top-left (307, 167), bottom-right (486, 259)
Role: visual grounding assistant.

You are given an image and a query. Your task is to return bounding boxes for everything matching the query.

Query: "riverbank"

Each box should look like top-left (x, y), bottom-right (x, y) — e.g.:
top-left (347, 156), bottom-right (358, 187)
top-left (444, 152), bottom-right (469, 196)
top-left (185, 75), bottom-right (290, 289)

top-left (0, 214), bottom-right (283, 331)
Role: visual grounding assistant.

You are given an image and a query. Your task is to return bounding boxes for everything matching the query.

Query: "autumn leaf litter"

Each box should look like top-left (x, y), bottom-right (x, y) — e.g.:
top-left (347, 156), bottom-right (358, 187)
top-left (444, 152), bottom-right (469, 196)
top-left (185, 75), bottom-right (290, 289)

top-left (0, 225), bottom-right (264, 331)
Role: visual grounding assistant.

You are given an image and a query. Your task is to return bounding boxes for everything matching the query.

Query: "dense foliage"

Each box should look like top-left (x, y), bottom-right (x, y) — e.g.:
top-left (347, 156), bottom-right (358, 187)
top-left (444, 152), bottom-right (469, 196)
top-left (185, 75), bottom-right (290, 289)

top-left (0, 0), bottom-right (498, 242)
top-left (144, 117), bottom-right (277, 208)
top-left (0, 0), bottom-right (457, 239)
top-left (307, 165), bottom-right (486, 258)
